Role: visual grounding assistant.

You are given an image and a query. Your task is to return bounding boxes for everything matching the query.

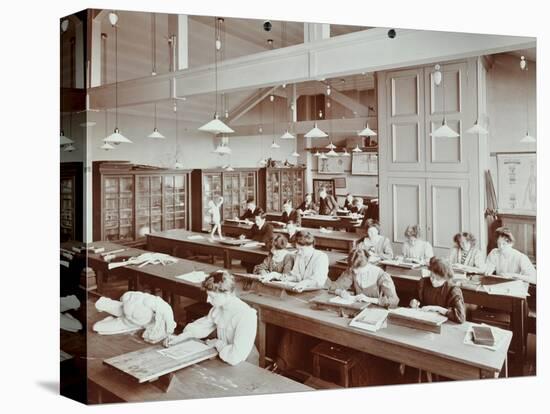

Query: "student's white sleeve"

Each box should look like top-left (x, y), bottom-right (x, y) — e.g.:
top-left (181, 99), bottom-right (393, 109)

top-left (425, 242), bottom-right (434, 260)
top-left (485, 249), bottom-right (497, 275)
top-left (308, 253), bottom-right (329, 287)
top-left (519, 254), bottom-right (537, 284)
top-left (182, 310), bottom-right (216, 339)
top-left (218, 310), bottom-right (257, 366)
top-left (474, 249), bottom-right (486, 272)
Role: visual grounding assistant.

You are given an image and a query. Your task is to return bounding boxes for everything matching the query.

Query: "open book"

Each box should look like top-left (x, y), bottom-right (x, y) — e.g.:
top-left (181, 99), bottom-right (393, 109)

top-left (349, 306), bottom-right (389, 332)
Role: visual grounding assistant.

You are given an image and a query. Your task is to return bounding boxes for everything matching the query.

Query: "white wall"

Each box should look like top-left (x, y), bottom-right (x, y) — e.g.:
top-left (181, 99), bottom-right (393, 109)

top-left (486, 53), bottom-right (537, 193)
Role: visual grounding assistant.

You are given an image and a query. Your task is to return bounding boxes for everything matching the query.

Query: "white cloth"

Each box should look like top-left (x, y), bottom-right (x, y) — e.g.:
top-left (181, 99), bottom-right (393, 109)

top-left (183, 296), bottom-right (257, 366)
top-left (61, 312), bottom-right (82, 332)
top-left (93, 292), bottom-right (177, 343)
top-left (93, 315), bottom-right (141, 335)
top-left (60, 295), bottom-right (80, 313)
top-left (402, 239), bottom-right (434, 262)
top-left (485, 247), bottom-right (536, 284)
top-left (449, 247), bottom-right (485, 271)
top-left (288, 248), bottom-right (329, 288)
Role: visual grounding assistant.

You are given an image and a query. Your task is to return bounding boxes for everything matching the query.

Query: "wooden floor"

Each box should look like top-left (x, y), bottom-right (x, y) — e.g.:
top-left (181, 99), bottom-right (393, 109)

top-left (77, 254), bottom-right (535, 388)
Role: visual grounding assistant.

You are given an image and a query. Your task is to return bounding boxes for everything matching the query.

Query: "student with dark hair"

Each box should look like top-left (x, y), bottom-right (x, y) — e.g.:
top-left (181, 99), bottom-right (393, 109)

top-left (342, 193), bottom-right (354, 211)
top-left (350, 197), bottom-right (368, 216)
top-left (485, 227), bottom-right (536, 283)
top-left (253, 234), bottom-right (295, 281)
top-left (327, 248), bottom-right (399, 308)
top-left (281, 199), bottom-right (301, 227)
top-left (402, 224), bottom-right (434, 264)
top-left (410, 257), bottom-right (466, 323)
top-left (357, 219), bottom-right (393, 260)
top-left (449, 232), bottom-right (485, 271)
top-left (297, 193), bottom-right (317, 215)
top-left (239, 197), bottom-right (261, 221)
top-left (318, 187), bottom-right (338, 216)
top-left (248, 210), bottom-right (274, 245)
top-left (163, 270), bottom-right (258, 365)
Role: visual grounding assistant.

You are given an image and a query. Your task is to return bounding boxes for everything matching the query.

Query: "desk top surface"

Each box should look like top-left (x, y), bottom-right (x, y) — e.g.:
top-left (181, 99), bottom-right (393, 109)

top-left (241, 291), bottom-right (511, 373)
top-left (87, 299), bottom-right (312, 402)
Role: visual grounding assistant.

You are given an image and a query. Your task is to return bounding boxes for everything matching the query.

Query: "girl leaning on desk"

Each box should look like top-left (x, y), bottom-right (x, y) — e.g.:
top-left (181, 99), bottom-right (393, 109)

top-left (253, 234), bottom-right (295, 282)
top-left (356, 219), bottom-right (394, 261)
top-left (327, 248), bottom-right (400, 308)
top-left (410, 257), bottom-right (466, 323)
top-left (163, 271), bottom-right (259, 366)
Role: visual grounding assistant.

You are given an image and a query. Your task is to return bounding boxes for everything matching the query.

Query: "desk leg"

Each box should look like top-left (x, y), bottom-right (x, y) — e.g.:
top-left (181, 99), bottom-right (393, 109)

top-left (257, 309), bottom-right (267, 368)
top-left (95, 269), bottom-right (104, 295)
top-left (224, 251), bottom-right (232, 269)
top-left (511, 299), bottom-right (526, 357)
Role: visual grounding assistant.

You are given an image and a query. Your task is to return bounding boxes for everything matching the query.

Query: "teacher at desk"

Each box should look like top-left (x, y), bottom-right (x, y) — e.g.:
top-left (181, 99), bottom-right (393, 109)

top-left (318, 187), bottom-right (338, 216)
top-left (485, 227), bottom-right (536, 284)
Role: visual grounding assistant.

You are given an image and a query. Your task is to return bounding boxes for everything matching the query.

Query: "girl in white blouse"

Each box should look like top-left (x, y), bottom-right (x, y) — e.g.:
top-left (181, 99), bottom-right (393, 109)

top-left (401, 225), bottom-right (434, 264)
top-left (163, 271), bottom-right (258, 366)
top-left (357, 219), bottom-right (393, 261)
top-left (485, 227), bottom-right (536, 284)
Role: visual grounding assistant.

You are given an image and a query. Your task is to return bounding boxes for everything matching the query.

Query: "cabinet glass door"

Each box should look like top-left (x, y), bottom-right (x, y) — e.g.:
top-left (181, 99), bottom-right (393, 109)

top-left (164, 174), bottom-right (187, 230)
top-left (266, 170), bottom-right (280, 212)
top-left (280, 170), bottom-right (294, 211)
top-left (223, 173), bottom-right (241, 220)
top-left (104, 176), bottom-right (134, 241)
top-left (136, 176), bottom-right (151, 238)
top-left (293, 169), bottom-right (304, 208)
top-left (240, 172), bottom-right (256, 215)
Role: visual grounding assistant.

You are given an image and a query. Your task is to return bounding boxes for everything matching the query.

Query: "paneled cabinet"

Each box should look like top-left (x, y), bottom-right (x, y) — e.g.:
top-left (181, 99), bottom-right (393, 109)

top-left (191, 168), bottom-right (260, 232)
top-left (60, 162), bottom-right (83, 242)
top-left (93, 162), bottom-right (191, 244)
top-left (378, 58), bottom-right (487, 257)
top-left (260, 167), bottom-right (305, 212)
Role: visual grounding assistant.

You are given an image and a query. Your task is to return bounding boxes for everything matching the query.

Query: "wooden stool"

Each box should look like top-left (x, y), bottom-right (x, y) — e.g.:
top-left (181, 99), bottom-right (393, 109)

top-left (311, 342), bottom-right (360, 388)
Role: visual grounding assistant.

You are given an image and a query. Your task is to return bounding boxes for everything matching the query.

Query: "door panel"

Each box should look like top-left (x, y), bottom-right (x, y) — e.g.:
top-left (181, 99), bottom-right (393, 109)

top-left (391, 123), bottom-right (420, 163)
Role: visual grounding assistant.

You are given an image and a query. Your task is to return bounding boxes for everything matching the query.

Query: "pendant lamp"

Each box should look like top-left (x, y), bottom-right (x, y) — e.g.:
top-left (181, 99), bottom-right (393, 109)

top-left (342, 148), bottom-right (351, 157)
top-left (319, 152), bottom-right (328, 160)
top-left (327, 148), bottom-right (338, 157)
top-left (147, 103), bottom-right (165, 138)
top-left (519, 56), bottom-right (536, 143)
top-left (60, 130), bottom-right (74, 146)
top-left (314, 150), bottom-right (321, 157)
top-left (466, 120), bottom-right (488, 135)
top-left (198, 17), bottom-right (234, 135)
top-left (358, 123), bottom-right (377, 137)
top-left (63, 143), bottom-right (76, 152)
top-left (305, 83), bottom-right (327, 138)
top-left (430, 64), bottom-right (459, 139)
top-left (104, 13), bottom-right (133, 144)
top-left (352, 144), bottom-right (362, 153)
top-left (291, 151), bottom-right (300, 157)
top-left (100, 142), bottom-right (115, 151)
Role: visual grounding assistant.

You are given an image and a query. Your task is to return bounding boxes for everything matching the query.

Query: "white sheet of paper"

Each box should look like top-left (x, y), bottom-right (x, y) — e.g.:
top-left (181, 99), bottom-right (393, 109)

top-left (158, 340), bottom-right (213, 360)
top-left (176, 271), bottom-right (209, 283)
top-left (329, 296), bottom-right (356, 305)
top-left (242, 242), bottom-right (262, 248)
top-left (483, 280), bottom-right (528, 297)
top-left (187, 235), bottom-right (205, 240)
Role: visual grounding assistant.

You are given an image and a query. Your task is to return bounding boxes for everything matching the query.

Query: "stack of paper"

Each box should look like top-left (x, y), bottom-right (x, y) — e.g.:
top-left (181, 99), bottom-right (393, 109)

top-left (176, 271), bottom-right (209, 283)
top-left (242, 241), bottom-right (262, 248)
top-left (157, 340), bottom-right (214, 360)
top-left (483, 279), bottom-right (528, 297)
top-left (187, 235), bottom-right (205, 240)
top-left (349, 307), bottom-right (389, 332)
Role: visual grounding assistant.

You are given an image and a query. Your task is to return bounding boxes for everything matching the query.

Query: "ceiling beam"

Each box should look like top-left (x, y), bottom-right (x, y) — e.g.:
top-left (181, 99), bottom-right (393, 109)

top-left (89, 27), bottom-right (535, 110)
top-left (226, 87), bottom-right (278, 124)
top-left (324, 84), bottom-right (369, 116)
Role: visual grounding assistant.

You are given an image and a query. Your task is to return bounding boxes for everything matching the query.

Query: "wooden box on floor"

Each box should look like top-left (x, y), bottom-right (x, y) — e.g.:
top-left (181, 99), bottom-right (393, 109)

top-left (310, 342), bottom-right (361, 388)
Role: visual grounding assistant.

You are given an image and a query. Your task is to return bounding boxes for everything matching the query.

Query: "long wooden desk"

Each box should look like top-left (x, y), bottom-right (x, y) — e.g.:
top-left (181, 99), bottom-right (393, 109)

top-left (222, 221), bottom-right (362, 252)
top-left (86, 298), bottom-right (312, 403)
top-left (266, 212), bottom-right (362, 231)
top-left (242, 291), bottom-right (511, 381)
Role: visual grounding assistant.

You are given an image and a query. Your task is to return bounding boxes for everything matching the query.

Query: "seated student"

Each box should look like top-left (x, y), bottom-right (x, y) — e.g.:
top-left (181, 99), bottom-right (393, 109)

top-left (449, 232), bottom-right (485, 271)
top-left (402, 224), bottom-right (434, 264)
top-left (164, 271), bottom-right (258, 366)
top-left (350, 197), bottom-right (368, 216)
top-left (342, 193), bottom-right (354, 211)
top-left (297, 193), bottom-right (318, 215)
top-left (284, 230), bottom-right (329, 291)
top-left (253, 234), bottom-right (295, 282)
top-left (318, 187), bottom-right (338, 216)
top-left (286, 221), bottom-right (299, 246)
top-left (248, 210), bottom-right (274, 246)
top-left (410, 257), bottom-right (465, 323)
top-left (357, 219), bottom-right (393, 260)
top-left (281, 199), bottom-right (301, 227)
top-left (238, 197), bottom-right (261, 222)
top-left (327, 248), bottom-right (399, 308)
top-left (485, 227), bottom-right (536, 284)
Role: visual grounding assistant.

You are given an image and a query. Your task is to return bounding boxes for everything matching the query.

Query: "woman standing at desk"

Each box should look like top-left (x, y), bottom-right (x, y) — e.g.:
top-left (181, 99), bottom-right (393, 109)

top-left (297, 193), bottom-right (318, 215)
top-left (449, 232), bottom-right (485, 271)
top-left (327, 248), bottom-right (399, 307)
top-left (357, 219), bottom-right (393, 260)
top-left (164, 271), bottom-right (258, 366)
top-left (485, 227), bottom-right (536, 284)
top-left (402, 225), bottom-right (434, 264)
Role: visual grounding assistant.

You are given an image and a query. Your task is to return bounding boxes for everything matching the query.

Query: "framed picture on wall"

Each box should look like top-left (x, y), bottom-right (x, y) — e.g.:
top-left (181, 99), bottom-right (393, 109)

top-left (496, 152), bottom-right (536, 216)
top-left (351, 152), bottom-right (378, 175)
top-left (318, 155), bottom-right (347, 174)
